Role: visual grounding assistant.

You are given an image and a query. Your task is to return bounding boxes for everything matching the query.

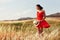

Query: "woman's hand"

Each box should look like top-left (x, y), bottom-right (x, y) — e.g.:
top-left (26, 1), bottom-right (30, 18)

top-left (35, 20), bottom-right (40, 27)
top-left (36, 19), bottom-right (43, 27)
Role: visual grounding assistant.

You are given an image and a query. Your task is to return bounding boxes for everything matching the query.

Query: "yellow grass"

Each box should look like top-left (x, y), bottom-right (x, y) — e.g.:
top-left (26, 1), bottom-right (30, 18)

top-left (0, 17), bottom-right (60, 40)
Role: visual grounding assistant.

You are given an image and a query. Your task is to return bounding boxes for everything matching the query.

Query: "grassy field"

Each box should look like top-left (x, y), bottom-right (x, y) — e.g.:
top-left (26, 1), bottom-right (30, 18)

top-left (0, 17), bottom-right (60, 40)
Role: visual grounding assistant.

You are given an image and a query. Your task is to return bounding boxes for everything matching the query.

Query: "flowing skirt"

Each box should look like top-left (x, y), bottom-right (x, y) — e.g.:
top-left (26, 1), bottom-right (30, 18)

top-left (37, 20), bottom-right (50, 28)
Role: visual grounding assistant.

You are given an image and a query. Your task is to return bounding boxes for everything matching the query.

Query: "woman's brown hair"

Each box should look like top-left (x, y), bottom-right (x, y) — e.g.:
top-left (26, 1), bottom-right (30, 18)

top-left (36, 4), bottom-right (43, 10)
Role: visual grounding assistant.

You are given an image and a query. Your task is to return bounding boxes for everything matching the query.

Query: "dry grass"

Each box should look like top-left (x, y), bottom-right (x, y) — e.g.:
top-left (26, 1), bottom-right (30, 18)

top-left (0, 17), bottom-right (60, 40)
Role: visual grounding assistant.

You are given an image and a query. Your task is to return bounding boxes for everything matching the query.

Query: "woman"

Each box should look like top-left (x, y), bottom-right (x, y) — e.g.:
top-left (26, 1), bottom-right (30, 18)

top-left (36, 4), bottom-right (50, 35)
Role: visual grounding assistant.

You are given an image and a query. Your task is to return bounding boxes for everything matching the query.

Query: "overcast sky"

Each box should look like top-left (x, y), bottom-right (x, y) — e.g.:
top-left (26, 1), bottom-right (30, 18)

top-left (0, 0), bottom-right (60, 20)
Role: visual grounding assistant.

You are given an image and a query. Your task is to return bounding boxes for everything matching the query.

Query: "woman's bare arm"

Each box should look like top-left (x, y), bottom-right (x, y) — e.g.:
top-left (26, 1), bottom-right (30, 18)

top-left (43, 10), bottom-right (46, 20)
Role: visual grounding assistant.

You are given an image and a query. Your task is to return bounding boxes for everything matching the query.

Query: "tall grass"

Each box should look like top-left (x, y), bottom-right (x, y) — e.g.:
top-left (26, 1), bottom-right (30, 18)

top-left (0, 18), bottom-right (60, 40)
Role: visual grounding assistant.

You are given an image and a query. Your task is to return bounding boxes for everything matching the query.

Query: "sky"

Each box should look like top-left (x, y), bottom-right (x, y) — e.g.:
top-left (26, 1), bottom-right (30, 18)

top-left (0, 0), bottom-right (60, 20)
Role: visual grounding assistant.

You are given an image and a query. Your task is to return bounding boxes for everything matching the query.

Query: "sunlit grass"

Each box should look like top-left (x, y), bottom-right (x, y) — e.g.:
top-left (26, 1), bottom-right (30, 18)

top-left (0, 18), bottom-right (60, 40)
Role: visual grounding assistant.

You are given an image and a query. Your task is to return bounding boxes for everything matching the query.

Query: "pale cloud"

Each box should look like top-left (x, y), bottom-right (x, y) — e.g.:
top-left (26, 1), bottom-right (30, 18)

top-left (0, 8), bottom-right (4, 10)
top-left (0, 8), bottom-right (34, 20)
top-left (14, 9), bottom-right (33, 18)
top-left (17, 9), bottom-right (34, 18)
top-left (22, 9), bottom-right (32, 14)
top-left (0, 0), bottom-right (14, 4)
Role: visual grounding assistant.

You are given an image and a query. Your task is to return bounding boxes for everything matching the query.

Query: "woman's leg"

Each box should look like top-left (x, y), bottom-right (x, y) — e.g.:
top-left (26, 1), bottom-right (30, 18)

top-left (38, 27), bottom-right (43, 35)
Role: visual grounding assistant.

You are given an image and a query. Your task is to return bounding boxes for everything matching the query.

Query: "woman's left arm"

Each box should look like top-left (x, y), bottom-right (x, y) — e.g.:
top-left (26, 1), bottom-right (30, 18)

top-left (43, 11), bottom-right (46, 20)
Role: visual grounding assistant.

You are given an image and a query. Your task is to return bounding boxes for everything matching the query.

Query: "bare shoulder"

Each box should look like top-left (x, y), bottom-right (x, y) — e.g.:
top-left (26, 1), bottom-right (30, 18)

top-left (42, 10), bottom-right (45, 12)
top-left (41, 10), bottom-right (45, 15)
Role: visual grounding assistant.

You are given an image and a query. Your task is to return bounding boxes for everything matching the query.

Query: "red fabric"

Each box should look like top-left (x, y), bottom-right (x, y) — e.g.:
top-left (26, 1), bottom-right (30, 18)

top-left (36, 11), bottom-right (50, 28)
top-left (36, 11), bottom-right (44, 20)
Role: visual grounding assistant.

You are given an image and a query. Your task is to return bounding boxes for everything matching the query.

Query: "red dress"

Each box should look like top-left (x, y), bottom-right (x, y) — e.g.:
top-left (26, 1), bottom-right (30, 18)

top-left (36, 11), bottom-right (50, 28)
